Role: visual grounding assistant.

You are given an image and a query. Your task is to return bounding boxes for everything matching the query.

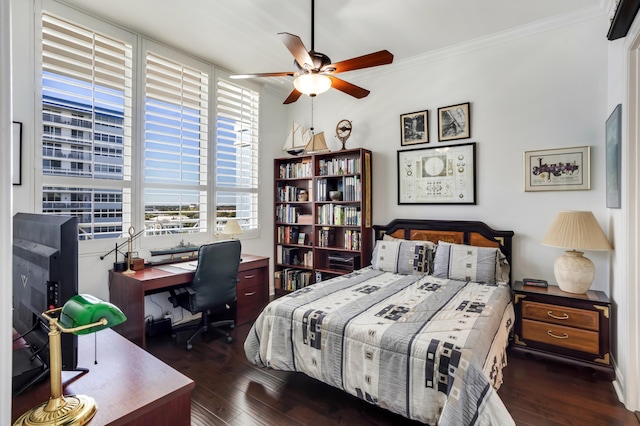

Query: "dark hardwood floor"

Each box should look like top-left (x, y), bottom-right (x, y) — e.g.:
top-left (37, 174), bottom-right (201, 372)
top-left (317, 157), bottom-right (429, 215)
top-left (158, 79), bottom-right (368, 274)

top-left (145, 323), bottom-right (639, 426)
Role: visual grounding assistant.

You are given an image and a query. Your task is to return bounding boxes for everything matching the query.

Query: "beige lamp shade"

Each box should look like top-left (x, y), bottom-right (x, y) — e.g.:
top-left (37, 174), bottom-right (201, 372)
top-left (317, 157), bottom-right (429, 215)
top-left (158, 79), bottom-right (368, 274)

top-left (542, 211), bottom-right (612, 294)
top-left (222, 219), bottom-right (243, 239)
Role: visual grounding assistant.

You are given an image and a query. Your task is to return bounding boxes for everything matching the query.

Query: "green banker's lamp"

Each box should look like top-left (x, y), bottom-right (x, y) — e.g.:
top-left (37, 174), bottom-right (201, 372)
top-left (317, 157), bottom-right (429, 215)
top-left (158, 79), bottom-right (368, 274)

top-left (13, 294), bottom-right (126, 426)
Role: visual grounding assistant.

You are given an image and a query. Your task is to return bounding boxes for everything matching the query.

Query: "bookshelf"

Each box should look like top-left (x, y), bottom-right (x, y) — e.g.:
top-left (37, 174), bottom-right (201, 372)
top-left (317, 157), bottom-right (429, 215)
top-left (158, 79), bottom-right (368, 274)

top-left (274, 148), bottom-right (372, 295)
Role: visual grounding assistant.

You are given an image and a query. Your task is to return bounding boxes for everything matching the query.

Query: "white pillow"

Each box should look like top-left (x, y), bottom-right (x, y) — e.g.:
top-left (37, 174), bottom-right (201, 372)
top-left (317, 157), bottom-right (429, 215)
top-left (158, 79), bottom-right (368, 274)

top-left (371, 239), bottom-right (433, 275)
top-left (432, 241), bottom-right (509, 284)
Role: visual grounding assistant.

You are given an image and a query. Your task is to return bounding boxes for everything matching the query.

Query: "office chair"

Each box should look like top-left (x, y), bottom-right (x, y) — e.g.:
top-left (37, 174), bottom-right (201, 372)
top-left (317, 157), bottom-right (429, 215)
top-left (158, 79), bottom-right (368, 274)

top-left (168, 239), bottom-right (241, 351)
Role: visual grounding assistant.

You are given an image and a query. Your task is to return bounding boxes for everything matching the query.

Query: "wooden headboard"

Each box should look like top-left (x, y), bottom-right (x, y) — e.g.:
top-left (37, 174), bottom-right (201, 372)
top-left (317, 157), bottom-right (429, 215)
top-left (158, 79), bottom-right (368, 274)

top-left (373, 219), bottom-right (515, 282)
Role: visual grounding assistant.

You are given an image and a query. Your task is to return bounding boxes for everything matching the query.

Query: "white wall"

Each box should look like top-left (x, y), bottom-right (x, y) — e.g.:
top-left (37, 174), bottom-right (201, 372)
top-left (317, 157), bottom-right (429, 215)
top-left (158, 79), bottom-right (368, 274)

top-left (286, 11), bottom-right (611, 293)
top-left (1, 0), bottom-right (13, 423)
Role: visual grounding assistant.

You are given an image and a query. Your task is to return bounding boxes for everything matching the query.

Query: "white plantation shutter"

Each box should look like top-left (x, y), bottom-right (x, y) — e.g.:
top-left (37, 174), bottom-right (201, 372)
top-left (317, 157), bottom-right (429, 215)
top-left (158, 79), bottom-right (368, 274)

top-left (215, 80), bottom-right (260, 233)
top-left (41, 12), bottom-right (133, 240)
top-left (143, 51), bottom-right (209, 235)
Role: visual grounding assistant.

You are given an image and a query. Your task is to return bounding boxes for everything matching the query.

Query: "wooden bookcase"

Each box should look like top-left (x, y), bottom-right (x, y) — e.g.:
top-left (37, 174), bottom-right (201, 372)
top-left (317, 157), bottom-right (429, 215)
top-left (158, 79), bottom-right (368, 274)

top-left (274, 148), bottom-right (372, 295)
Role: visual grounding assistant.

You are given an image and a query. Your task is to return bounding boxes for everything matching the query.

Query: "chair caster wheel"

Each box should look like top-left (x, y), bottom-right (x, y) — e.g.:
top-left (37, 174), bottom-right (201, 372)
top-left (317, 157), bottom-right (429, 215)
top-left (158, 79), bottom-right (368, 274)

top-left (230, 324), bottom-right (235, 329)
top-left (186, 343), bottom-right (193, 351)
top-left (226, 336), bottom-right (233, 343)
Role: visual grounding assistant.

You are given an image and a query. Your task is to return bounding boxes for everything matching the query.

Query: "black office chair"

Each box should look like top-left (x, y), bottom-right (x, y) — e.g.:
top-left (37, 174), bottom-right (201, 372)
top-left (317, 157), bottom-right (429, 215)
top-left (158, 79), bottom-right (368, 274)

top-left (168, 239), bottom-right (241, 351)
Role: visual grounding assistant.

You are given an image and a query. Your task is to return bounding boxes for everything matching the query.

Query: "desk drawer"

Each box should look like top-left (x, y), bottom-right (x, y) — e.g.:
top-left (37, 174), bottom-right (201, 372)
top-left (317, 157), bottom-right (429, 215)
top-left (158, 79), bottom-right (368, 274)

top-left (522, 300), bottom-right (599, 331)
top-left (522, 319), bottom-right (599, 354)
top-left (237, 268), bottom-right (267, 324)
top-left (238, 268), bottom-right (262, 287)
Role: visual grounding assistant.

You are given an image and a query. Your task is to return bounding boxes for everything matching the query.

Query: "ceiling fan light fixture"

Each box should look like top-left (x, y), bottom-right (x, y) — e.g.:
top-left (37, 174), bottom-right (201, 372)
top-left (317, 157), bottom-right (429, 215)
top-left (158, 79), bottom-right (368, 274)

top-left (294, 73), bottom-right (332, 97)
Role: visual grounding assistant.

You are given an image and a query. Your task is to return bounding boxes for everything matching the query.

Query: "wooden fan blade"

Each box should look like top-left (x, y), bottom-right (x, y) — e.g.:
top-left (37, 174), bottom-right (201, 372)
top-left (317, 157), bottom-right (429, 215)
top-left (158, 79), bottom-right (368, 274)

top-left (328, 50), bottom-right (393, 74)
top-left (283, 89), bottom-right (303, 104)
top-left (278, 32), bottom-right (314, 69)
top-left (327, 76), bottom-right (370, 99)
top-left (230, 71), bottom-right (296, 79)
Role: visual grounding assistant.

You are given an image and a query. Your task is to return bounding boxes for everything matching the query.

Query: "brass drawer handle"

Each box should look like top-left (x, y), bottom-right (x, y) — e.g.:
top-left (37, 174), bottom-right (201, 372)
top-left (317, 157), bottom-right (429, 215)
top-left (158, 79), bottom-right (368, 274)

top-left (243, 274), bottom-right (255, 279)
top-left (547, 330), bottom-right (569, 339)
top-left (547, 311), bottom-right (569, 320)
top-left (245, 291), bottom-right (256, 296)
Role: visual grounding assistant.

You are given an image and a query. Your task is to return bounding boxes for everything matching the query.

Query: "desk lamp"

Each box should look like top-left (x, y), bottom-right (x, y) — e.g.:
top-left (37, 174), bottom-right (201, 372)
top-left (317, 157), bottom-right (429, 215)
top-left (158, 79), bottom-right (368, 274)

top-left (13, 294), bottom-right (126, 426)
top-left (542, 211), bottom-right (612, 294)
top-left (221, 219), bottom-right (243, 240)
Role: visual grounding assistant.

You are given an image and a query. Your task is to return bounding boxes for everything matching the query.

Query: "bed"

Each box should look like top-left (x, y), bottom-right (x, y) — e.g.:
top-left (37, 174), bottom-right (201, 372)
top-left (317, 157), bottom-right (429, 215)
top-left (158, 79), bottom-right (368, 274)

top-left (245, 219), bottom-right (516, 425)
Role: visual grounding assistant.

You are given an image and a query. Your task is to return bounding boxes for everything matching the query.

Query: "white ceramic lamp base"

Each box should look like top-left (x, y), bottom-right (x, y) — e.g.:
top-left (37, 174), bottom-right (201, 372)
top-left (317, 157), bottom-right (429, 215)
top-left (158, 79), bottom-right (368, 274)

top-left (553, 250), bottom-right (595, 294)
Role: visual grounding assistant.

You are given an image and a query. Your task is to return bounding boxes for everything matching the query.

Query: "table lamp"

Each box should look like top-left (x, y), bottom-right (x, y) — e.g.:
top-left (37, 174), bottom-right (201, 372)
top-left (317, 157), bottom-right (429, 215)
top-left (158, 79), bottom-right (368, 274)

top-left (13, 294), bottom-right (127, 426)
top-left (221, 219), bottom-right (243, 239)
top-left (541, 211), bottom-right (612, 294)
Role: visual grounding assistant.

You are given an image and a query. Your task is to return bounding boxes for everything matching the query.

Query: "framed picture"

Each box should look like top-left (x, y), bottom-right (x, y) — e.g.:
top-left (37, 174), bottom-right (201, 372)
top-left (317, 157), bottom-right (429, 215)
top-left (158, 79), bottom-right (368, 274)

top-left (400, 110), bottom-right (428, 145)
top-left (298, 232), bottom-right (306, 245)
top-left (523, 146), bottom-right (590, 192)
top-left (438, 102), bottom-right (470, 141)
top-left (13, 121), bottom-right (22, 185)
top-left (606, 104), bottom-right (622, 208)
top-left (397, 142), bottom-right (476, 204)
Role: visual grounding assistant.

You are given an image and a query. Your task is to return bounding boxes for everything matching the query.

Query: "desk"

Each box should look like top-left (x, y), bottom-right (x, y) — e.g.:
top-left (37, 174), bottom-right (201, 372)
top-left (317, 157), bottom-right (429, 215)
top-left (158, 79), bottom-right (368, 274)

top-left (12, 329), bottom-right (194, 425)
top-left (109, 254), bottom-right (269, 348)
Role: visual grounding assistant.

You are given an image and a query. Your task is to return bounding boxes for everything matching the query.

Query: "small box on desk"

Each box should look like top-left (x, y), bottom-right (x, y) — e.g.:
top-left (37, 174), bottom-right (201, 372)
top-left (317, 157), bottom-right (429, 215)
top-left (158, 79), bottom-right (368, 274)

top-left (131, 258), bottom-right (145, 271)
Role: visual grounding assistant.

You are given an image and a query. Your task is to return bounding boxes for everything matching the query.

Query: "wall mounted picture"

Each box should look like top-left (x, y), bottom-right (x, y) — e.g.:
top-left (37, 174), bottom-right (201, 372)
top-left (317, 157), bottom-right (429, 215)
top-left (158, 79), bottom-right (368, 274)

top-left (523, 146), bottom-right (590, 191)
top-left (400, 110), bottom-right (428, 145)
top-left (438, 102), bottom-right (470, 141)
top-left (397, 142), bottom-right (476, 204)
top-left (13, 121), bottom-right (22, 185)
top-left (606, 104), bottom-right (621, 208)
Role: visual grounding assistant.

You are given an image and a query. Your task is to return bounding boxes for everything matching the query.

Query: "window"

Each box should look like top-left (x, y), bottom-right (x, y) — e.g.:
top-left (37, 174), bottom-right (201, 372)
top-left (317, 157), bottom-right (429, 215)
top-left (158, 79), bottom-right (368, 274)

top-left (215, 79), bottom-right (260, 235)
top-left (143, 51), bottom-right (209, 236)
top-left (39, 3), bottom-right (261, 243)
top-left (40, 11), bottom-right (133, 239)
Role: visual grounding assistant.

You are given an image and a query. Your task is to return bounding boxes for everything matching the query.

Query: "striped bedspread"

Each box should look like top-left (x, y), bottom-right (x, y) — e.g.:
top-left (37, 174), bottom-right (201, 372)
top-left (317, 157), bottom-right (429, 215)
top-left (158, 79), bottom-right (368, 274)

top-left (244, 267), bottom-right (515, 425)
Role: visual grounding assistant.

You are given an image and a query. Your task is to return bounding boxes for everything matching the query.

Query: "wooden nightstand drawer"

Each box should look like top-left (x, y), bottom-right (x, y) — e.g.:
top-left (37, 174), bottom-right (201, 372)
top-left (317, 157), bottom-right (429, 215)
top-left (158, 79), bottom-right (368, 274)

top-left (522, 319), bottom-right (600, 354)
top-left (511, 281), bottom-right (613, 379)
top-left (522, 300), bottom-right (599, 331)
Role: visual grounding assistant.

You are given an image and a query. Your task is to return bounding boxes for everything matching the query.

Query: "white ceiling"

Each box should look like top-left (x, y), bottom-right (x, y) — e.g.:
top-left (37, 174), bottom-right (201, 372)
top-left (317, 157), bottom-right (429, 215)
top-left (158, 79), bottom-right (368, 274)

top-left (59, 0), bottom-right (604, 91)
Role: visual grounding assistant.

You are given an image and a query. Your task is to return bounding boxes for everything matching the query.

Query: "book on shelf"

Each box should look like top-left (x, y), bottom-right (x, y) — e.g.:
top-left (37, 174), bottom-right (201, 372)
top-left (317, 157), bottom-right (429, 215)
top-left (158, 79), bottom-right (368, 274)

top-left (282, 268), bottom-right (313, 291)
top-left (274, 271), bottom-right (282, 290)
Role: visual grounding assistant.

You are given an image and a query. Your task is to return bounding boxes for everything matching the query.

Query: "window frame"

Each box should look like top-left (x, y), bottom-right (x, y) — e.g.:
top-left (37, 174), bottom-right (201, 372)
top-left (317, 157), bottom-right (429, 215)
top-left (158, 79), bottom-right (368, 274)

top-left (36, 0), bottom-right (262, 253)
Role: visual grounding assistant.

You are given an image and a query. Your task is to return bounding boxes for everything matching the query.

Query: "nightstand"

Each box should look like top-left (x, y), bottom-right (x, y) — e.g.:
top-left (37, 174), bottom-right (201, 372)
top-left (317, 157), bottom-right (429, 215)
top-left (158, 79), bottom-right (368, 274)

top-left (511, 281), bottom-right (614, 380)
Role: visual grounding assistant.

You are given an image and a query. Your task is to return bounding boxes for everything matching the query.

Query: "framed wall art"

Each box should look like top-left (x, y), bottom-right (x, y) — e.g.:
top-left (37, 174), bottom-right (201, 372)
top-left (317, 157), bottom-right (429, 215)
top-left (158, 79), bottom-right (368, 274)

top-left (400, 110), bottom-right (428, 145)
top-left (397, 142), bottom-right (476, 204)
top-left (606, 104), bottom-right (621, 208)
top-left (438, 102), bottom-right (470, 141)
top-left (13, 121), bottom-right (22, 185)
top-left (523, 146), bottom-right (590, 192)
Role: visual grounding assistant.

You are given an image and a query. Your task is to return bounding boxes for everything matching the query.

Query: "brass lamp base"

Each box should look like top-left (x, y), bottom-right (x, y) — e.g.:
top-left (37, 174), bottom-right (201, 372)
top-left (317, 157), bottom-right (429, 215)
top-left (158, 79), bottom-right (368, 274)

top-left (13, 395), bottom-right (97, 426)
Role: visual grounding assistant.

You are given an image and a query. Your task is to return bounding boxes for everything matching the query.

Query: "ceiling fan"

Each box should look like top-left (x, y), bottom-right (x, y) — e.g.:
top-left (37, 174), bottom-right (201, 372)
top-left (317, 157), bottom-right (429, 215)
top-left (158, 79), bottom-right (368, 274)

top-left (230, 0), bottom-right (394, 104)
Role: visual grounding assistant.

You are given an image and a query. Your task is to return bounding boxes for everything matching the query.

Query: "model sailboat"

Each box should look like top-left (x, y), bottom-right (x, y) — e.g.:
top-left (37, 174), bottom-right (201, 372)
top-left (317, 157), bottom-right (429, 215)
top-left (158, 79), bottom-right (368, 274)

top-left (283, 122), bottom-right (311, 155)
top-left (304, 131), bottom-right (329, 154)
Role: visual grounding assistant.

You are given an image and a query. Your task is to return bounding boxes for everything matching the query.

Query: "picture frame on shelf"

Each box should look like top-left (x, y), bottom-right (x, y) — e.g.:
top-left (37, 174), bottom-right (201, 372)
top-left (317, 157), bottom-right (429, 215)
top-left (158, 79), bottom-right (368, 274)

top-left (438, 102), bottom-right (470, 141)
top-left (397, 142), bottom-right (476, 205)
top-left (606, 104), bottom-right (621, 208)
top-left (400, 110), bottom-right (428, 146)
top-left (523, 146), bottom-right (590, 192)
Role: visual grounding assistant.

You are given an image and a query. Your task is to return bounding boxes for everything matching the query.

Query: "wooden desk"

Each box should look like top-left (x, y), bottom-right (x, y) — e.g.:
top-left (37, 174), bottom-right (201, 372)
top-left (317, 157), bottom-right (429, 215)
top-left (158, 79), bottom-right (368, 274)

top-left (12, 329), bottom-right (194, 425)
top-left (109, 254), bottom-right (269, 348)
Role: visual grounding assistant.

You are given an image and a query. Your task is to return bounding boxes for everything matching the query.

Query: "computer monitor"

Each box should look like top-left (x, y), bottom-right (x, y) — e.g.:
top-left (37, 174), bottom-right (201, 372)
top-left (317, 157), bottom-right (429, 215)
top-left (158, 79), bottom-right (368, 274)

top-left (12, 213), bottom-right (79, 383)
